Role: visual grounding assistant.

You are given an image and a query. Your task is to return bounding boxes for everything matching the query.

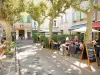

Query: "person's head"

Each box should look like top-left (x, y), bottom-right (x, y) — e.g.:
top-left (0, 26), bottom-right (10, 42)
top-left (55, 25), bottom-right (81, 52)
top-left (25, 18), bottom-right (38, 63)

top-left (92, 40), bottom-right (96, 45)
top-left (58, 41), bottom-right (61, 44)
top-left (79, 40), bottom-right (83, 44)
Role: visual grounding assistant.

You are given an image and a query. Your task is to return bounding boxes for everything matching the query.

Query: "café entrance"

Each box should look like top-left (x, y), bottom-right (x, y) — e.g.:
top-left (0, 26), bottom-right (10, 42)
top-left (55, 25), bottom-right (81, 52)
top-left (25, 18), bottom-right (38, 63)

top-left (19, 30), bottom-right (24, 39)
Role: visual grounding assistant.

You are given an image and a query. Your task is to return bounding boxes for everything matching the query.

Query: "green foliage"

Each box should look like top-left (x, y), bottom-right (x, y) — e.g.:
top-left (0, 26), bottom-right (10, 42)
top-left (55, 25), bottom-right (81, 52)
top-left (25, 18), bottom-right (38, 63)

top-left (57, 34), bottom-right (66, 41)
top-left (4, 49), bottom-right (14, 55)
top-left (52, 34), bottom-right (68, 42)
top-left (39, 34), bottom-right (45, 42)
top-left (32, 34), bottom-right (38, 41)
top-left (27, 1), bottom-right (47, 25)
top-left (52, 34), bottom-right (58, 42)
top-left (94, 4), bottom-right (100, 10)
top-left (43, 37), bottom-right (49, 48)
top-left (48, 0), bottom-right (70, 18)
top-left (52, 34), bottom-right (76, 42)
top-left (0, 0), bottom-right (25, 24)
top-left (11, 42), bottom-right (17, 47)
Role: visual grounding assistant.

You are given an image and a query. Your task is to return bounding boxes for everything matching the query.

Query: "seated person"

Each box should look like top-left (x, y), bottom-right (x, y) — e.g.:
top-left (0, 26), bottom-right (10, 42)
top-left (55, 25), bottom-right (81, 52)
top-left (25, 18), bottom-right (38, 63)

top-left (75, 41), bottom-right (83, 54)
top-left (65, 40), bottom-right (70, 51)
top-left (93, 40), bottom-right (100, 57)
top-left (79, 41), bottom-right (83, 50)
top-left (57, 41), bottom-right (61, 51)
top-left (69, 42), bottom-right (76, 56)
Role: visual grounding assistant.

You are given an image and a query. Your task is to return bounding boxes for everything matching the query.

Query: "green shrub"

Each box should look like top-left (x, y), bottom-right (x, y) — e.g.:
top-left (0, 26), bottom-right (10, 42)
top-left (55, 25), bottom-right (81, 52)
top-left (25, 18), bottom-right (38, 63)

top-left (40, 34), bottom-right (45, 42)
top-left (43, 37), bottom-right (49, 48)
top-left (32, 34), bottom-right (38, 42)
top-left (11, 42), bottom-right (17, 47)
top-left (52, 34), bottom-right (58, 42)
top-left (52, 34), bottom-right (76, 42)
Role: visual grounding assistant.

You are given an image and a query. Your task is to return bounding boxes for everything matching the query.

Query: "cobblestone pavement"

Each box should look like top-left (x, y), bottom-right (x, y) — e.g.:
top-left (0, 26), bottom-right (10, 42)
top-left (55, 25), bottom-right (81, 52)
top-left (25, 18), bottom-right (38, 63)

top-left (0, 57), bottom-right (15, 75)
top-left (15, 40), bottom-right (95, 75)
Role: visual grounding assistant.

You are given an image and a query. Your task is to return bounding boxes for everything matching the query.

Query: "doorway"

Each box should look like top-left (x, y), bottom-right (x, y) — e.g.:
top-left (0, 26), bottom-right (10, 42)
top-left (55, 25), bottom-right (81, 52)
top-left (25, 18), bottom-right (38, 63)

top-left (19, 30), bottom-right (24, 39)
top-left (27, 32), bottom-right (31, 39)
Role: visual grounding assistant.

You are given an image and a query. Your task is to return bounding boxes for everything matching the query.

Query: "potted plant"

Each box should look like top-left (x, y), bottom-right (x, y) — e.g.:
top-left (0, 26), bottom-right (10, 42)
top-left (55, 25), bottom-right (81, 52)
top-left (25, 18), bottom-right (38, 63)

top-left (4, 49), bottom-right (14, 58)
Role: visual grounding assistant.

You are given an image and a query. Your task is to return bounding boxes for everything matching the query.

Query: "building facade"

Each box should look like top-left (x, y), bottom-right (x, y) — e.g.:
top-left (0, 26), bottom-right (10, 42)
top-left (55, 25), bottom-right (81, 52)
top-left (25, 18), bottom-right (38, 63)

top-left (48, 7), bottom-right (87, 34)
top-left (14, 14), bottom-right (32, 40)
top-left (14, 23), bottom-right (32, 40)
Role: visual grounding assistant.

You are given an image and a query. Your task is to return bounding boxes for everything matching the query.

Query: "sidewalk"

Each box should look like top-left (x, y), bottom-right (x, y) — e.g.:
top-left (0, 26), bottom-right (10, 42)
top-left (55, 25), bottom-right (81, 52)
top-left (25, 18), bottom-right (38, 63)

top-left (44, 48), bottom-right (100, 75)
top-left (60, 55), bottom-right (100, 75)
top-left (0, 56), bottom-right (16, 75)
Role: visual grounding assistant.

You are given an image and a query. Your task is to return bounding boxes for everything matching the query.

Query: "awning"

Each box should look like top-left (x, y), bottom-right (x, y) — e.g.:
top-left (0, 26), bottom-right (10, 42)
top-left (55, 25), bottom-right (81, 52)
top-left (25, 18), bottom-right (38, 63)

top-left (15, 28), bottom-right (24, 30)
top-left (68, 24), bottom-right (86, 31)
top-left (72, 27), bottom-right (100, 33)
top-left (92, 21), bottom-right (100, 28)
top-left (69, 21), bottom-right (100, 31)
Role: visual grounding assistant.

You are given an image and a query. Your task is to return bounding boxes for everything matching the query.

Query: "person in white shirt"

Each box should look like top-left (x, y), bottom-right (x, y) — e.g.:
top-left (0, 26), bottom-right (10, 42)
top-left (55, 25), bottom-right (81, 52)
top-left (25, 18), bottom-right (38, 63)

top-left (79, 41), bottom-right (83, 50)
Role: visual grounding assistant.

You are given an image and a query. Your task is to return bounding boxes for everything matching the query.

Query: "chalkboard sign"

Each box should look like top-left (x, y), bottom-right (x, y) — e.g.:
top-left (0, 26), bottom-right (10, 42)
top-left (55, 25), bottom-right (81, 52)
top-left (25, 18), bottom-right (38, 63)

top-left (86, 43), bottom-right (96, 62)
top-left (85, 43), bottom-right (98, 71)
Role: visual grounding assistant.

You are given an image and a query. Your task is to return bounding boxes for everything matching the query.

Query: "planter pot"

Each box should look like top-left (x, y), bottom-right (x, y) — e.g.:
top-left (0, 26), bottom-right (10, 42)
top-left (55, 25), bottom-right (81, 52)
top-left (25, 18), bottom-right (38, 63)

top-left (6, 54), bottom-right (13, 58)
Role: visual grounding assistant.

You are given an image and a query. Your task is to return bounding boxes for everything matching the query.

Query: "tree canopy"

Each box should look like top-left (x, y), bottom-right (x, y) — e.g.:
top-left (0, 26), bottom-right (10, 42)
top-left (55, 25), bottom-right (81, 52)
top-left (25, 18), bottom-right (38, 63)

top-left (0, 0), bottom-right (25, 24)
top-left (70, 0), bottom-right (100, 14)
top-left (27, 1), bottom-right (47, 25)
top-left (48, 0), bottom-right (71, 19)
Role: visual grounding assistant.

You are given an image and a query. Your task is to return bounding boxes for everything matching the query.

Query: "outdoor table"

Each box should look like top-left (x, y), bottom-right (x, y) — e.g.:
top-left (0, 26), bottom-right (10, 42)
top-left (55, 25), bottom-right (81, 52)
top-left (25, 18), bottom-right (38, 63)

top-left (52, 42), bottom-right (58, 49)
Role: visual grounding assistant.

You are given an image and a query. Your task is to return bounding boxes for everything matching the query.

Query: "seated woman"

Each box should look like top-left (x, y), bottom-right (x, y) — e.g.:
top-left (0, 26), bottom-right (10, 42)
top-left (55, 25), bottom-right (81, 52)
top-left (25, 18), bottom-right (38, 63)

top-left (65, 40), bottom-right (70, 51)
top-left (75, 41), bottom-right (83, 54)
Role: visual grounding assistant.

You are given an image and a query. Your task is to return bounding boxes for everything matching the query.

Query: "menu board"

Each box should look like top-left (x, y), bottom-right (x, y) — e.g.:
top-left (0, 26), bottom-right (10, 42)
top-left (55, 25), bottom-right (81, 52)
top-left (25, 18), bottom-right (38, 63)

top-left (80, 43), bottom-right (98, 70)
top-left (86, 43), bottom-right (96, 62)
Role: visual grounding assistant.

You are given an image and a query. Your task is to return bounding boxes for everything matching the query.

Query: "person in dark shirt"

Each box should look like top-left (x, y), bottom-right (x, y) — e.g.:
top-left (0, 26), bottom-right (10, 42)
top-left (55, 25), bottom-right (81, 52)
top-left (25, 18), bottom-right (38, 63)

top-left (69, 42), bottom-right (76, 57)
top-left (57, 41), bottom-right (61, 51)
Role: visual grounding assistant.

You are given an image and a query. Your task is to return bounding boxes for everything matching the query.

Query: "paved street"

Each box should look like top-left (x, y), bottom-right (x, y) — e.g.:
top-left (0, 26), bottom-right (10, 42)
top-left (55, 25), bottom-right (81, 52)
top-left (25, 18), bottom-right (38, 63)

top-left (16, 40), bottom-right (94, 75)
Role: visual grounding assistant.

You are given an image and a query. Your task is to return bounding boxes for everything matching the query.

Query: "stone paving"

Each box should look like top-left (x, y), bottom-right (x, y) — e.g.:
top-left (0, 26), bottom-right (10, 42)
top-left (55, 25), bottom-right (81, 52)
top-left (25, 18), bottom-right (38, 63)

top-left (0, 57), bottom-right (15, 75)
top-left (1, 39), bottom-right (100, 75)
top-left (15, 40), bottom-right (95, 75)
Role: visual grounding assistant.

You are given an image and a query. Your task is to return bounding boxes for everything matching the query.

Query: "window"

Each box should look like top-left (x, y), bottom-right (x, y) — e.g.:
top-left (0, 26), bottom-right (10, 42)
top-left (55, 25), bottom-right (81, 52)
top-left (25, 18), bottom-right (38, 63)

top-left (27, 15), bottom-right (31, 23)
top-left (80, 12), bottom-right (84, 20)
top-left (20, 25), bottom-right (24, 28)
top-left (23, 15), bottom-right (27, 23)
top-left (80, 12), bottom-right (87, 21)
top-left (61, 16), bottom-right (63, 24)
top-left (54, 20), bottom-right (56, 26)
top-left (34, 21), bottom-right (36, 27)
top-left (65, 14), bottom-right (68, 22)
top-left (93, 13), bottom-right (96, 21)
top-left (73, 11), bottom-right (77, 22)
